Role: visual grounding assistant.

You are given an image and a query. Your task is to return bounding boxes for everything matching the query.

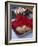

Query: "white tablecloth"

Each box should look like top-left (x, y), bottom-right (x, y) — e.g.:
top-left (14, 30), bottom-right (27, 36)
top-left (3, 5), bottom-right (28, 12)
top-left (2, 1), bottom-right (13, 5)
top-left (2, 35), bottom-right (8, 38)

top-left (11, 29), bottom-right (32, 39)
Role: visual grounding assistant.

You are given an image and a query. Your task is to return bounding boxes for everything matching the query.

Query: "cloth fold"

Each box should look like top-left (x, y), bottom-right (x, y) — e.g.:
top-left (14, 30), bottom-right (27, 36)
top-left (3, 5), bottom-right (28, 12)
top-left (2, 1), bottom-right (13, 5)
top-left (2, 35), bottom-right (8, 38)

top-left (11, 14), bottom-right (32, 30)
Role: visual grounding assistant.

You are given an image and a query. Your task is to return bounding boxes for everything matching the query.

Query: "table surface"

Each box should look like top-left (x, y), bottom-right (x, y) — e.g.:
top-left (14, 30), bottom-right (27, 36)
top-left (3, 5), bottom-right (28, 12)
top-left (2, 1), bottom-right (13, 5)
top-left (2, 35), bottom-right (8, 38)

top-left (11, 29), bottom-right (32, 39)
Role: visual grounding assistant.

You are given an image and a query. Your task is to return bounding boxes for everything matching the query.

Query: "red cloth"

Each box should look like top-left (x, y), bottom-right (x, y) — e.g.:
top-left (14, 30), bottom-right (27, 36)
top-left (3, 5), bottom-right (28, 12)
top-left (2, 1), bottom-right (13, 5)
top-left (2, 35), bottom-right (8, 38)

top-left (11, 14), bottom-right (33, 29)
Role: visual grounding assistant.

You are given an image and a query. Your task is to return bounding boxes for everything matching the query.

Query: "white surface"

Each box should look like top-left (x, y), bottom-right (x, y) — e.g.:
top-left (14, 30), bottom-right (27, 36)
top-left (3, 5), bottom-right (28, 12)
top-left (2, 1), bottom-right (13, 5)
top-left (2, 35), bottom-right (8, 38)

top-left (9, 29), bottom-right (33, 43)
top-left (11, 29), bottom-right (32, 39)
